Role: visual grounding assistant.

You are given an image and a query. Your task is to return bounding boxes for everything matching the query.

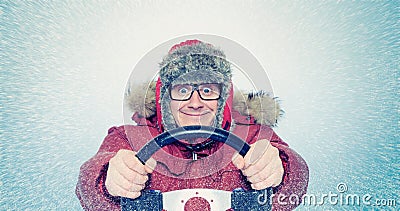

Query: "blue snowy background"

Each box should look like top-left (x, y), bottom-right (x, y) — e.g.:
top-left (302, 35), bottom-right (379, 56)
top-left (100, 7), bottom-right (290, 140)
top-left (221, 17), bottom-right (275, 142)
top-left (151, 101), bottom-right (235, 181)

top-left (1, 1), bottom-right (398, 210)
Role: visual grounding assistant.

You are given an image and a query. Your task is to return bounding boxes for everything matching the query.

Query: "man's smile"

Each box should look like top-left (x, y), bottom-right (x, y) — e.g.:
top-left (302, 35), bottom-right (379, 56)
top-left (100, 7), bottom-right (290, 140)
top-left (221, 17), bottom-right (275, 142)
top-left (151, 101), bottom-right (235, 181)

top-left (179, 110), bottom-right (211, 116)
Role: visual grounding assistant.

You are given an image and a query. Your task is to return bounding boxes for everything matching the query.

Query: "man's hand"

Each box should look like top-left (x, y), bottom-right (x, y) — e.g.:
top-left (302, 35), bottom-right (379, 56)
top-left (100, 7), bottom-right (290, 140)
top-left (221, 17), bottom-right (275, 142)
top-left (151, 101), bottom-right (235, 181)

top-left (232, 139), bottom-right (284, 190)
top-left (105, 149), bottom-right (156, 199)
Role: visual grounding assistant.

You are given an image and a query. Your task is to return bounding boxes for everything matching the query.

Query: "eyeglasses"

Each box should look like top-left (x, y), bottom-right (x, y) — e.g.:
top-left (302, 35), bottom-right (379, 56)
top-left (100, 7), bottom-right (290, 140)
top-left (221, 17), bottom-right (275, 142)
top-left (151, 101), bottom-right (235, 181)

top-left (169, 83), bottom-right (222, 101)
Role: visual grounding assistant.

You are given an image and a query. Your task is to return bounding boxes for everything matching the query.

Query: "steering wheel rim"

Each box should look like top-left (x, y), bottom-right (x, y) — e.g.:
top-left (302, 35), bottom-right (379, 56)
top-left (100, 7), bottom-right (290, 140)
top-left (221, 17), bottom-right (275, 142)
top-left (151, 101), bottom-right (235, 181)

top-left (135, 125), bottom-right (251, 164)
top-left (121, 125), bottom-right (273, 211)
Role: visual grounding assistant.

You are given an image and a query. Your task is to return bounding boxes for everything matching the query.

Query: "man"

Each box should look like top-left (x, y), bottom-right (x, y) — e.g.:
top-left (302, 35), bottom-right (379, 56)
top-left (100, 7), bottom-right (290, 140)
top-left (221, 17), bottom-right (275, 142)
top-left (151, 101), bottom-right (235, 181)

top-left (76, 39), bottom-right (309, 210)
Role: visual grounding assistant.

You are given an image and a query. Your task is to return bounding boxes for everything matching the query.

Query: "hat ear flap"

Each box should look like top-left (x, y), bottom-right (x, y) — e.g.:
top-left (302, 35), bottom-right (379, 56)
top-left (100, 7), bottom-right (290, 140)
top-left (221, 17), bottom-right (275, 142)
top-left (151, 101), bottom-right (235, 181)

top-left (222, 82), bottom-right (233, 130)
top-left (156, 78), bottom-right (164, 132)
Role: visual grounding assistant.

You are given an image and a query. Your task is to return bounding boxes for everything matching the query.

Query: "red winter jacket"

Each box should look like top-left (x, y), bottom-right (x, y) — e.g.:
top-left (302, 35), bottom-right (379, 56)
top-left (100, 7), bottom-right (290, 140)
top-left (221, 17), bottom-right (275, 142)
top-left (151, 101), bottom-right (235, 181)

top-left (76, 111), bottom-right (308, 211)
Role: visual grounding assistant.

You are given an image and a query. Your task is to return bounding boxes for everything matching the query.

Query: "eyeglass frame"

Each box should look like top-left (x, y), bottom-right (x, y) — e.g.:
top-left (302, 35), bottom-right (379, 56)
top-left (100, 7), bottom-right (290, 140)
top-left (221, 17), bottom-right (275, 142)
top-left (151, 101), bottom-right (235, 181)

top-left (169, 83), bottom-right (222, 101)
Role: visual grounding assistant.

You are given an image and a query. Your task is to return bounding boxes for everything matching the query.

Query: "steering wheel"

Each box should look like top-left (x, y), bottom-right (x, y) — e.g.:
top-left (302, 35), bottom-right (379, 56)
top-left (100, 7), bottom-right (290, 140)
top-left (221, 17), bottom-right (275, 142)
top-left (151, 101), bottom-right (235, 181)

top-left (120, 125), bottom-right (272, 211)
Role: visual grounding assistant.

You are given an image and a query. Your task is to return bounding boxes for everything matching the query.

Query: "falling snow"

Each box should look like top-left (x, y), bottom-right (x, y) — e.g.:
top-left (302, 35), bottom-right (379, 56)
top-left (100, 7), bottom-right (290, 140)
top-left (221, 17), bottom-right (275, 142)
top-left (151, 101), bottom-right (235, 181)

top-left (1, 1), bottom-right (398, 210)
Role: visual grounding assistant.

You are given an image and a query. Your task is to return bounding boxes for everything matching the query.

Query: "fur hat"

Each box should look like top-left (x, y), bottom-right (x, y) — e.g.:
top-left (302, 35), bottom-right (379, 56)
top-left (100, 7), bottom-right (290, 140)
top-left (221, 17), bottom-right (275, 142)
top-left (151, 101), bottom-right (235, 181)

top-left (158, 40), bottom-right (232, 130)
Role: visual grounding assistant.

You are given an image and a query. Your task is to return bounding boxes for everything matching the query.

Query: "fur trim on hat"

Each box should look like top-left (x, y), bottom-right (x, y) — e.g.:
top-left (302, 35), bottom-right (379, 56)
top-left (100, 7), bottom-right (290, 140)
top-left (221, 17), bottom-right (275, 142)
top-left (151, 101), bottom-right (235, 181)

top-left (124, 81), bottom-right (157, 118)
top-left (125, 82), bottom-right (283, 127)
top-left (232, 90), bottom-right (283, 126)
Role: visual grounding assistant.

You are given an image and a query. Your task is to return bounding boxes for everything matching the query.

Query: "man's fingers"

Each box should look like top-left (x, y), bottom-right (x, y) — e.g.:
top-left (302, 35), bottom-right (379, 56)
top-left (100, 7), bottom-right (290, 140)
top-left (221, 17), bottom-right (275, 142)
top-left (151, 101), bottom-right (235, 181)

top-left (245, 149), bottom-right (280, 177)
top-left (232, 152), bottom-right (245, 169)
top-left (106, 178), bottom-right (141, 199)
top-left (250, 171), bottom-right (283, 190)
top-left (232, 140), bottom-right (272, 171)
top-left (242, 156), bottom-right (269, 177)
top-left (109, 154), bottom-right (148, 183)
top-left (105, 149), bottom-right (151, 199)
top-left (129, 183), bottom-right (146, 192)
top-left (246, 158), bottom-right (283, 184)
top-left (244, 142), bottom-right (280, 175)
top-left (122, 151), bottom-right (147, 175)
top-left (242, 144), bottom-right (273, 177)
top-left (251, 179), bottom-right (270, 190)
top-left (120, 167), bottom-right (148, 185)
top-left (109, 165), bottom-right (147, 188)
top-left (109, 150), bottom-right (146, 175)
top-left (144, 157), bottom-right (156, 173)
top-left (246, 166), bottom-right (270, 184)
top-left (236, 141), bottom-right (284, 190)
top-left (244, 139), bottom-right (271, 169)
top-left (124, 166), bottom-right (149, 184)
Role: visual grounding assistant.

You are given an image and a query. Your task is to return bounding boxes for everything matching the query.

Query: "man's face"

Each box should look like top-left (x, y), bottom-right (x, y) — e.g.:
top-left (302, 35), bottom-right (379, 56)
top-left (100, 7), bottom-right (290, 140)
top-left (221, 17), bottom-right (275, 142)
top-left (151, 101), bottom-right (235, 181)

top-left (169, 84), bottom-right (219, 127)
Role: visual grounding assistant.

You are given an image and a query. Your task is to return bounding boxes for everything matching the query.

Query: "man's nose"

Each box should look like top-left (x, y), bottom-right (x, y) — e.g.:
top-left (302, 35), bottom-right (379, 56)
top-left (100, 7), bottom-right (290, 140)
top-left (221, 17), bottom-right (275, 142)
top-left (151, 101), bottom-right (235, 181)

top-left (187, 91), bottom-right (204, 109)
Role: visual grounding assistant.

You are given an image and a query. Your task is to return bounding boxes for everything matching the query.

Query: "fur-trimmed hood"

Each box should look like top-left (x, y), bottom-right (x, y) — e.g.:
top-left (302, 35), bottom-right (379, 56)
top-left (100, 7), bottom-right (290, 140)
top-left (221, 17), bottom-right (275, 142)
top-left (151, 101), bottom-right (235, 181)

top-left (125, 81), bottom-right (283, 127)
